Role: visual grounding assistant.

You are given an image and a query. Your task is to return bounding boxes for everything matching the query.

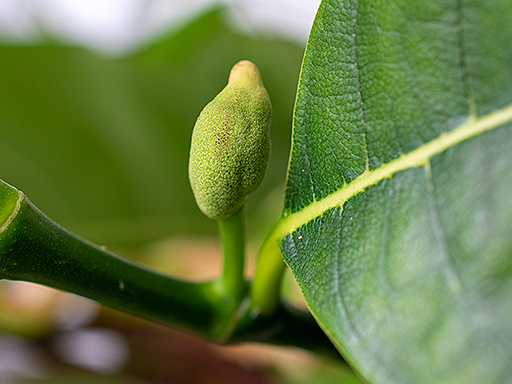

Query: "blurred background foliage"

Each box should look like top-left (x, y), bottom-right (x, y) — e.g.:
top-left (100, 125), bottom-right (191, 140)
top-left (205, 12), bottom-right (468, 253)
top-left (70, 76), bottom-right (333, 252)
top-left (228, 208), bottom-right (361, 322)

top-left (0, 6), bottom-right (302, 247)
top-left (0, 3), bottom-right (364, 383)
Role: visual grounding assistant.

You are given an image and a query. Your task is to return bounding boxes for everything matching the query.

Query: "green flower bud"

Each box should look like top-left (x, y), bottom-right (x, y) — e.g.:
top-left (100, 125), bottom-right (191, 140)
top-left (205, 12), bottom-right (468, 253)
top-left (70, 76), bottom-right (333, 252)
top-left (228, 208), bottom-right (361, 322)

top-left (189, 60), bottom-right (272, 220)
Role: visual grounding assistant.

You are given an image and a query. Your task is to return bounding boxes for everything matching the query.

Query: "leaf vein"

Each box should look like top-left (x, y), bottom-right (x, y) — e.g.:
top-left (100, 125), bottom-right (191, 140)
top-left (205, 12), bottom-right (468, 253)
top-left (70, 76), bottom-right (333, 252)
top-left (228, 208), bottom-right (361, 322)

top-left (275, 103), bottom-right (512, 240)
top-left (353, 0), bottom-right (370, 172)
top-left (424, 163), bottom-right (464, 296)
top-left (456, 0), bottom-right (478, 117)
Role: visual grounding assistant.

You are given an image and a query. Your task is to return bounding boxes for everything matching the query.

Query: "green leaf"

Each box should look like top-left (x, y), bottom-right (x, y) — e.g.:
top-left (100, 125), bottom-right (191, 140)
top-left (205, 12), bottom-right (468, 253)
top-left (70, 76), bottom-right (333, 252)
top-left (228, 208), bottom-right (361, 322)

top-left (278, 0), bottom-right (512, 383)
top-left (0, 7), bottom-right (304, 246)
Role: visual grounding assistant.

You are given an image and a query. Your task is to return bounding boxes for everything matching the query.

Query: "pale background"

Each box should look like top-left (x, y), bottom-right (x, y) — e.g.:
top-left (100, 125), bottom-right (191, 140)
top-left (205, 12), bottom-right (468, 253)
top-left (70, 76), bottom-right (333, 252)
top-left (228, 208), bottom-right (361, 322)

top-left (0, 0), bottom-right (321, 53)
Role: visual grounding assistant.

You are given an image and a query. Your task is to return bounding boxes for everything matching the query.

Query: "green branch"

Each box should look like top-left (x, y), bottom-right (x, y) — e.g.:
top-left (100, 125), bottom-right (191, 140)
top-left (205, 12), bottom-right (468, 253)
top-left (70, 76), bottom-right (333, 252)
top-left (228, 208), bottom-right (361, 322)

top-left (0, 179), bottom-right (340, 357)
top-left (0, 184), bottom-right (220, 337)
top-left (228, 300), bottom-right (341, 359)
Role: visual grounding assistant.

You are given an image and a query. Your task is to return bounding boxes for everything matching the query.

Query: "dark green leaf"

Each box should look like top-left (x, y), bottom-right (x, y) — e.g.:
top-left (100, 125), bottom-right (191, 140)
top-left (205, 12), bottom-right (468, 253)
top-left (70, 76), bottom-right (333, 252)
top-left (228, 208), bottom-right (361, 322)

top-left (279, 0), bottom-right (512, 383)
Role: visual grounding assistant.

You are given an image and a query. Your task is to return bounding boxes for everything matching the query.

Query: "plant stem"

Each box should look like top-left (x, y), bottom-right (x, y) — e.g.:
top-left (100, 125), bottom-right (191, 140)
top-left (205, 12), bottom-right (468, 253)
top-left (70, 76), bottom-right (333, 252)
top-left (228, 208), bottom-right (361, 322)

top-left (0, 192), bottom-right (220, 337)
top-left (250, 224), bottom-right (286, 315)
top-left (0, 181), bottom-right (338, 356)
top-left (228, 300), bottom-right (341, 359)
top-left (216, 207), bottom-right (246, 303)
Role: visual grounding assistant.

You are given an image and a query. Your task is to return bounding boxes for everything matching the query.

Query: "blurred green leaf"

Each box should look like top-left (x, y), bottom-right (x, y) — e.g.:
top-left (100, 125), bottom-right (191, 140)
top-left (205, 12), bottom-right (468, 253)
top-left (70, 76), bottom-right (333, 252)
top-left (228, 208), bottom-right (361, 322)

top-left (280, 0), bottom-right (512, 383)
top-left (0, 7), bottom-right (304, 246)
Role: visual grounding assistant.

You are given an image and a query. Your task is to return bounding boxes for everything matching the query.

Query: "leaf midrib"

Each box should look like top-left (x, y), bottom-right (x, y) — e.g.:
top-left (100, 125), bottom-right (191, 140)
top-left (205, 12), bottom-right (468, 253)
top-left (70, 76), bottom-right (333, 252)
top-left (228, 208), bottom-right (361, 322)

top-left (275, 104), bottom-right (512, 240)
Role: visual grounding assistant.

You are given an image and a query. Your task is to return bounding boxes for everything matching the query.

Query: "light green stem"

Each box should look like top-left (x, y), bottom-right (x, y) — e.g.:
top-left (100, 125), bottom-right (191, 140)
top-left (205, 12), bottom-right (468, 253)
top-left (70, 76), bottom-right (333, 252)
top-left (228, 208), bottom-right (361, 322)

top-left (250, 224), bottom-right (286, 315)
top-left (216, 207), bottom-right (246, 303)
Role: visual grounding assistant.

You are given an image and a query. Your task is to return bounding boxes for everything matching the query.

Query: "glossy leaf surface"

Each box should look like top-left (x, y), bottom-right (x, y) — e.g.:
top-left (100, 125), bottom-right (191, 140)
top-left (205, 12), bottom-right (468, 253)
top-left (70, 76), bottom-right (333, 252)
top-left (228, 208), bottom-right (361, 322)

top-left (280, 0), bottom-right (512, 383)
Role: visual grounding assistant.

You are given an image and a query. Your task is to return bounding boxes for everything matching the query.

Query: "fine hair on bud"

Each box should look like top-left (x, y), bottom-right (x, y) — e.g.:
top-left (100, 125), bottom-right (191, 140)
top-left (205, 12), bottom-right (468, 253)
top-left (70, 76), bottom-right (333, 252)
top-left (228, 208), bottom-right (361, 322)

top-left (188, 60), bottom-right (272, 220)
